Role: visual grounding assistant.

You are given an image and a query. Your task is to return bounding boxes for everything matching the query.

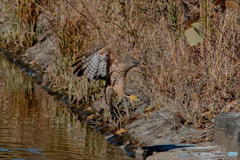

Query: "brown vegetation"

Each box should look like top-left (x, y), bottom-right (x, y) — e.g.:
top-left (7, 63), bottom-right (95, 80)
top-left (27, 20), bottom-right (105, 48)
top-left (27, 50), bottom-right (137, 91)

top-left (1, 0), bottom-right (239, 142)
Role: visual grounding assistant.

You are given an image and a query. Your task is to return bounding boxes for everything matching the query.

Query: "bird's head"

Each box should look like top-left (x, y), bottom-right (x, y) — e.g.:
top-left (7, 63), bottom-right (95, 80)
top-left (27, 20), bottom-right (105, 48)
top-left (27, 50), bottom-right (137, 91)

top-left (124, 56), bottom-right (140, 68)
top-left (117, 56), bottom-right (140, 75)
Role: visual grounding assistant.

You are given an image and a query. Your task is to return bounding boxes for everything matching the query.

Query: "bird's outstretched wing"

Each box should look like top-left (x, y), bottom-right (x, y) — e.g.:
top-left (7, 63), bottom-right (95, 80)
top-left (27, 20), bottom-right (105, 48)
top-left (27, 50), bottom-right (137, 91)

top-left (72, 45), bottom-right (109, 80)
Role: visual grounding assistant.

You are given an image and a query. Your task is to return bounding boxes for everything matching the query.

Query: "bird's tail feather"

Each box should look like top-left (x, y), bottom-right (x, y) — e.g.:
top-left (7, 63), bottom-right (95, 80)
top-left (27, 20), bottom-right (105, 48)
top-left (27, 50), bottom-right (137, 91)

top-left (72, 56), bottom-right (86, 76)
top-left (71, 53), bottom-right (86, 67)
top-left (72, 53), bottom-right (94, 77)
top-left (73, 63), bottom-right (85, 76)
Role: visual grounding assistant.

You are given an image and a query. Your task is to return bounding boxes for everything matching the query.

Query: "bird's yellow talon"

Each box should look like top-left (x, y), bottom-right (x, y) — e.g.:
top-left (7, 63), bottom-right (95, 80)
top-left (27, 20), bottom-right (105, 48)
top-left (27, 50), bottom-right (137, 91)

top-left (128, 95), bottom-right (139, 102)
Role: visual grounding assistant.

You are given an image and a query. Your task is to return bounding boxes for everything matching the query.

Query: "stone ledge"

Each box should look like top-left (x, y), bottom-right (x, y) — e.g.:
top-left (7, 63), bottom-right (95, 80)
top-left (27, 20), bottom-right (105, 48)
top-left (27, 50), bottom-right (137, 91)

top-left (144, 144), bottom-right (236, 160)
top-left (214, 112), bottom-right (240, 157)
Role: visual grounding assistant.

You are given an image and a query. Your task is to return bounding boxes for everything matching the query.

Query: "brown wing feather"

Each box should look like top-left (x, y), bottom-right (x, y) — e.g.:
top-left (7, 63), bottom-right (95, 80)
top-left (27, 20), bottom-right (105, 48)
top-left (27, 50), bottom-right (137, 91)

top-left (72, 45), bottom-right (109, 80)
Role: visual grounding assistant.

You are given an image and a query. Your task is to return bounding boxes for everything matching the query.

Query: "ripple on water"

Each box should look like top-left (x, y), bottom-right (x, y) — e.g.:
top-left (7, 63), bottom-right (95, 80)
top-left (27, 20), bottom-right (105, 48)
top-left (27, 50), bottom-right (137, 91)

top-left (0, 56), bottom-right (131, 160)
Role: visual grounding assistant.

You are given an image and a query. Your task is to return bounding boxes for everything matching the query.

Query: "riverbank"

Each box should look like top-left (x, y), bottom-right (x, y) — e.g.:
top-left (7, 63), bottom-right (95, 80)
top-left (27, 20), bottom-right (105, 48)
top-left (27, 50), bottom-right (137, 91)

top-left (1, 0), bottom-right (240, 159)
top-left (1, 49), bottom-right (240, 160)
top-left (0, 48), bottom-right (141, 157)
top-left (0, 55), bottom-right (132, 160)
top-left (0, 43), bottom-right (227, 160)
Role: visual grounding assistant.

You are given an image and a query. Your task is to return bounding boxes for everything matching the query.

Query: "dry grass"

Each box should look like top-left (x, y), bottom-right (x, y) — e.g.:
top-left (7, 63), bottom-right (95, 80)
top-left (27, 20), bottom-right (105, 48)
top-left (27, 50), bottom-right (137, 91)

top-left (3, 0), bottom-right (240, 142)
top-left (44, 56), bottom-right (105, 104)
top-left (0, 0), bottom-right (38, 51)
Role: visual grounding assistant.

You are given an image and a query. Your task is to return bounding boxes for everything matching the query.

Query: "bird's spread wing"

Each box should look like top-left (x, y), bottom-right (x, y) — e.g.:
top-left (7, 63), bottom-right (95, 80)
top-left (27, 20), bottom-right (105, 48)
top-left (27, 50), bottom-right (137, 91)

top-left (72, 47), bottom-right (109, 80)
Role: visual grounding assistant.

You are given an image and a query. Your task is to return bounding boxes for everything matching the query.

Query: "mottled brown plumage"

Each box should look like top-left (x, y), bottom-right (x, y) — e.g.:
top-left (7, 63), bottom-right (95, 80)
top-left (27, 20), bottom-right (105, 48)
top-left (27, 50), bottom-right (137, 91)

top-left (72, 45), bottom-right (139, 122)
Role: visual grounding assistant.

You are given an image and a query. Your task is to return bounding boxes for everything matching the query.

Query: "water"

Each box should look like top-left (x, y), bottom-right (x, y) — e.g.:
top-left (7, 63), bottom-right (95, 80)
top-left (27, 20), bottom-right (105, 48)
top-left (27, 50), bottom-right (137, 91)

top-left (0, 55), bottom-right (131, 160)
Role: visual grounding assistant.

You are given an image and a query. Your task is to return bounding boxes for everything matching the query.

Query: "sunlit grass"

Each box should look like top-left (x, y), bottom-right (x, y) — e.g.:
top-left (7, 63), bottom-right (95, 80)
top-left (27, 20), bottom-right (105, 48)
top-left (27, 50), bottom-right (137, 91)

top-left (0, 0), bottom-right (37, 52)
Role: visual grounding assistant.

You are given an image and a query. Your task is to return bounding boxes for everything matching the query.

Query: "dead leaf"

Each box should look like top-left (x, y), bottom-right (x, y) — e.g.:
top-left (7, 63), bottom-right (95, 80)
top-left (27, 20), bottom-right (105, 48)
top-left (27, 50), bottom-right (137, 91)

top-left (86, 114), bottom-right (95, 120)
top-left (225, 1), bottom-right (240, 9)
top-left (115, 128), bottom-right (128, 135)
top-left (144, 106), bottom-right (154, 114)
top-left (30, 60), bottom-right (37, 65)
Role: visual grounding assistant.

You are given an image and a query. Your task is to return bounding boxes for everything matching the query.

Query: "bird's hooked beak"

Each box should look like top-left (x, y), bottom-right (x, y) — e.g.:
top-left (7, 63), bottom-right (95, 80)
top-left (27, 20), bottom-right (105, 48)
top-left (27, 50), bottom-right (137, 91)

top-left (127, 57), bottom-right (140, 67)
top-left (121, 57), bottom-right (140, 75)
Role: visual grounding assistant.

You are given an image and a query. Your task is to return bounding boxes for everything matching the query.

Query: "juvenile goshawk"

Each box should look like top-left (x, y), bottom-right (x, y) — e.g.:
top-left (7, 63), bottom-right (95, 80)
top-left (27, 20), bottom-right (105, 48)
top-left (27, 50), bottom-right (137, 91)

top-left (72, 45), bottom-right (139, 123)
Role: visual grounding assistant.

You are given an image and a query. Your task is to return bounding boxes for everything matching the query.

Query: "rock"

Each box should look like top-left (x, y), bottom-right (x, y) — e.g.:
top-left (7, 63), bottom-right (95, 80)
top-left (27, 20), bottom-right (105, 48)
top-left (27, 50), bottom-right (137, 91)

top-left (23, 12), bottom-right (60, 70)
top-left (92, 99), bottom-right (109, 112)
top-left (145, 144), bottom-right (229, 160)
top-left (214, 112), bottom-right (240, 154)
top-left (24, 35), bottom-right (60, 69)
top-left (127, 110), bottom-right (199, 146)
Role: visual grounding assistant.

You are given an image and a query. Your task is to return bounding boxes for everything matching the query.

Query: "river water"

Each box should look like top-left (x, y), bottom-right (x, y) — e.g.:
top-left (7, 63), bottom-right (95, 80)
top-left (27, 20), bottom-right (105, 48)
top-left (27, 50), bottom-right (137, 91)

top-left (0, 55), bottom-right (131, 160)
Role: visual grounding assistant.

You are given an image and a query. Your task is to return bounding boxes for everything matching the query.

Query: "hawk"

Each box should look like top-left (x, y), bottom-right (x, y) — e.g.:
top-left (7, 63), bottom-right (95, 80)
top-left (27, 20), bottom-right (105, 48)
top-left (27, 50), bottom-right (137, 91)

top-left (72, 45), bottom-right (140, 122)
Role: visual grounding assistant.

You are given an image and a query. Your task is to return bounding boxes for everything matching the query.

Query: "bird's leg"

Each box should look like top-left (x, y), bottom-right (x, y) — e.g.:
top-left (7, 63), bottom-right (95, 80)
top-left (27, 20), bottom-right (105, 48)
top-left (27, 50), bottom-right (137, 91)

top-left (103, 107), bottom-right (111, 122)
top-left (123, 96), bottom-right (130, 117)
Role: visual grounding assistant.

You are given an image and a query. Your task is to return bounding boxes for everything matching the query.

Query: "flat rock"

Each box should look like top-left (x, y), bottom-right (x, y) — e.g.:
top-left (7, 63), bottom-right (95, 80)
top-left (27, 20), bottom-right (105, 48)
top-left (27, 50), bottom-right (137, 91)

top-left (127, 110), bottom-right (198, 146)
top-left (144, 144), bottom-right (237, 160)
top-left (23, 11), bottom-right (61, 70)
top-left (24, 35), bottom-right (60, 69)
top-left (214, 111), bottom-right (240, 154)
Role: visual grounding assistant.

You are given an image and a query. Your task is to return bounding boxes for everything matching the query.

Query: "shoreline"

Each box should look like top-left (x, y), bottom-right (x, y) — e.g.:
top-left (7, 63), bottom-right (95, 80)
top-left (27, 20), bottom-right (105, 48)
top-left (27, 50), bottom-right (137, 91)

top-left (1, 48), bottom-right (231, 160)
top-left (1, 0), bottom-right (239, 159)
top-left (0, 49), bottom-right (140, 158)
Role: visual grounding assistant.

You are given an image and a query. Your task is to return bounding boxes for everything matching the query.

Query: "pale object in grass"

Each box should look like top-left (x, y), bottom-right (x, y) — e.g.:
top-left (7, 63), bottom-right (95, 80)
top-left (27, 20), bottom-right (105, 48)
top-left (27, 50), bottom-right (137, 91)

top-left (184, 22), bottom-right (204, 46)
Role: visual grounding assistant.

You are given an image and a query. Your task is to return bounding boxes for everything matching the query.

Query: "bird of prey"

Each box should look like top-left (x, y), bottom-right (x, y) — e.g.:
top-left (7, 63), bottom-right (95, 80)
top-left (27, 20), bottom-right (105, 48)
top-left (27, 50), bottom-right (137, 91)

top-left (71, 45), bottom-right (140, 123)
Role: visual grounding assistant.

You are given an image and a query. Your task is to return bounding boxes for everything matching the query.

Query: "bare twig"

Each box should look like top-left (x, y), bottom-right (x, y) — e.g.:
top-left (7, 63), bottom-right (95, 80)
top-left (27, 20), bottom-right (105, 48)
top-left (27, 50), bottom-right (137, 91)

top-left (64, 0), bottom-right (106, 44)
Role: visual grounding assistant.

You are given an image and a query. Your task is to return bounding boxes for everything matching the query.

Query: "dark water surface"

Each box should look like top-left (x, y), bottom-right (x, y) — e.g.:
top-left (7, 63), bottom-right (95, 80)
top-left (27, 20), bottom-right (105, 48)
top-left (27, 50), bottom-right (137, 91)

top-left (0, 56), bottom-right (131, 160)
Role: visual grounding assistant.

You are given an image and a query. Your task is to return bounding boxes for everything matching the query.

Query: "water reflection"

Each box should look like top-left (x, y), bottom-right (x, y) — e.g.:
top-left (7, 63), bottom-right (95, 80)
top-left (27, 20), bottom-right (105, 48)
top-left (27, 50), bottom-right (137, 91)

top-left (0, 56), bottom-right (131, 160)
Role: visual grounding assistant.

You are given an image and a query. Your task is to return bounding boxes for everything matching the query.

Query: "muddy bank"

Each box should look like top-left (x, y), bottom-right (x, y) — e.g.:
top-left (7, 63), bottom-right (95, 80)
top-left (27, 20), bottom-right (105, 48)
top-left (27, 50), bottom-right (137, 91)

top-left (0, 48), bottom-right (143, 154)
top-left (1, 0), bottom-right (240, 159)
top-left (0, 39), bottom-right (207, 160)
top-left (2, 46), bottom-right (239, 160)
top-left (0, 56), bottom-right (132, 160)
